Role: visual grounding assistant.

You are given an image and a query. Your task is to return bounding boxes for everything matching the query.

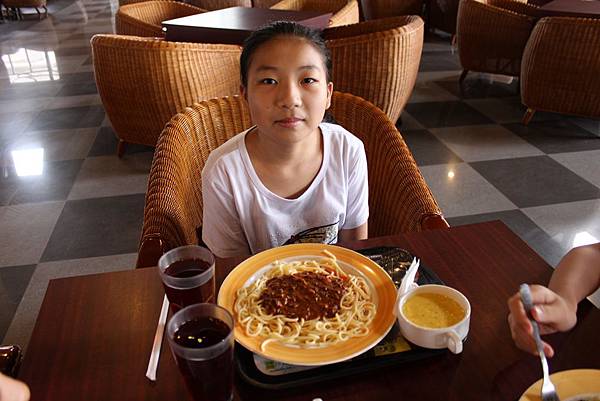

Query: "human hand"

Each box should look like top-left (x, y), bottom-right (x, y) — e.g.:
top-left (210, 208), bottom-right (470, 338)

top-left (507, 284), bottom-right (577, 357)
top-left (0, 373), bottom-right (30, 401)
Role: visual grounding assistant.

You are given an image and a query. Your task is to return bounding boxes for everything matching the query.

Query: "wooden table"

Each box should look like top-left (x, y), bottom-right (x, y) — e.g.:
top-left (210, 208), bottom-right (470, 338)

top-left (19, 221), bottom-right (600, 401)
top-left (536, 0), bottom-right (600, 18)
top-left (162, 6), bottom-right (332, 44)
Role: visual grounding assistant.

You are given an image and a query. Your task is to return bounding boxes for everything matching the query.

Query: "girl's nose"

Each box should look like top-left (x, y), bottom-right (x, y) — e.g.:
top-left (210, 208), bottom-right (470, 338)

top-left (277, 81), bottom-right (301, 109)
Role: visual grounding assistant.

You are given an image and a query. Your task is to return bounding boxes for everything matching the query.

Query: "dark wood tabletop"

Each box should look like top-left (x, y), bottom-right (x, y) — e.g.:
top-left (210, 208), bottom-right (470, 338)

top-left (536, 0), bottom-right (600, 18)
top-left (162, 6), bottom-right (332, 44)
top-left (19, 221), bottom-right (600, 401)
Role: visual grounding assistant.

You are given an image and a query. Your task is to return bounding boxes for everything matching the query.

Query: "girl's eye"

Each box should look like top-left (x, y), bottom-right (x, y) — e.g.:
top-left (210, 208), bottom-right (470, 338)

top-left (302, 77), bottom-right (317, 84)
top-left (260, 78), bottom-right (277, 85)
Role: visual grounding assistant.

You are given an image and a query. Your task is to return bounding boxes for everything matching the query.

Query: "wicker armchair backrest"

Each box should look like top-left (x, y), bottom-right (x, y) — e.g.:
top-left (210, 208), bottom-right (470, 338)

top-left (91, 34), bottom-right (241, 148)
top-left (116, 1), bottom-right (204, 37)
top-left (324, 15), bottom-right (424, 123)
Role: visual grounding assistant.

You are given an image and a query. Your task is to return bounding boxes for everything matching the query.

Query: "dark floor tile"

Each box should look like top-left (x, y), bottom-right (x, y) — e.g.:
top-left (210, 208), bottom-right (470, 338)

top-left (88, 126), bottom-right (155, 157)
top-left (58, 71), bottom-right (95, 84)
top-left (41, 194), bottom-right (146, 262)
top-left (447, 210), bottom-right (564, 266)
top-left (419, 51), bottom-right (462, 72)
top-left (400, 129), bottom-right (463, 166)
top-left (436, 77), bottom-right (519, 99)
top-left (0, 264), bottom-right (36, 340)
top-left (404, 101), bottom-right (493, 128)
top-left (26, 105), bottom-right (105, 131)
top-left (2, 159), bottom-right (83, 205)
top-left (57, 82), bottom-right (98, 96)
top-left (54, 46), bottom-right (91, 56)
top-left (504, 120), bottom-right (600, 154)
top-left (470, 156), bottom-right (600, 208)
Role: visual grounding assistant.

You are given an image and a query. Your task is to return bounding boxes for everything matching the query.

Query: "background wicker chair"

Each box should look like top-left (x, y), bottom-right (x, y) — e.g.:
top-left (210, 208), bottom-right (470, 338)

top-left (252, 0), bottom-right (280, 6)
top-left (2, 0), bottom-right (47, 19)
top-left (361, 0), bottom-right (423, 20)
top-left (115, 1), bottom-right (204, 37)
top-left (136, 91), bottom-right (447, 268)
top-left (270, 0), bottom-right (359, 27)
top-left (324, 16), bottom-right (424, 123)
top-left (188, 0), bottom-right (251, 10)
top-left (457, 0), bottom-right (538, 82)
top-left (91, 34), bottom-right (241, 156)
top-left (521, 17), bottom-right (600, 124)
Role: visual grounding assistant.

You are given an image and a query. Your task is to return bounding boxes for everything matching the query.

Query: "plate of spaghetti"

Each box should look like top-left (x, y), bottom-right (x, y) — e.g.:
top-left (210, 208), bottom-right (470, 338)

top-left (217, 243), bottom-right (397, 366)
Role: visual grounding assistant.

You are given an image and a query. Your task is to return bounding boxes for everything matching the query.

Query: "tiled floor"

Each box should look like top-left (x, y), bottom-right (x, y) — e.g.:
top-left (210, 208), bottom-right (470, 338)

top-left (1, 0), bottom-right (599, 352)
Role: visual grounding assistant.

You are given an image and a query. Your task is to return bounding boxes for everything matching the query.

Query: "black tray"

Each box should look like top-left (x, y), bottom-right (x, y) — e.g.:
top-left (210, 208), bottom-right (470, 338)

top-left (235, 247), bottom-right (447, 389)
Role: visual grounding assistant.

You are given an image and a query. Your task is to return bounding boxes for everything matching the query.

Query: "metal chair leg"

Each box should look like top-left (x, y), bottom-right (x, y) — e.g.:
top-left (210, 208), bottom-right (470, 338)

top-left (459, 69), bottom-right (469, 84)
top-left (35, 7), bottom-right (41, 19)
top-left (522, 108), bottom-right (536, 125)
top-left (117, 139), bottom-right (127, 158)
top-left (42, 4), bottom-right (47, 17)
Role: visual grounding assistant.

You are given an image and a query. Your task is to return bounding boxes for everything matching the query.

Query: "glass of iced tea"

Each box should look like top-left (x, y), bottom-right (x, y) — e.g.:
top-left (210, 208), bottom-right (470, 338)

top-left (167, 303), bottom-right (234, 401)
top-left (158, 245), bottom-right (215, 312)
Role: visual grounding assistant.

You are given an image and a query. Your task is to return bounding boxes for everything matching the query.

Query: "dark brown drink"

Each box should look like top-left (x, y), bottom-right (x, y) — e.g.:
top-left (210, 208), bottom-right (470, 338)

top-left (163, 258), bottom-right (215, 311)
top-left (173, 317), bottom-right (234, 401)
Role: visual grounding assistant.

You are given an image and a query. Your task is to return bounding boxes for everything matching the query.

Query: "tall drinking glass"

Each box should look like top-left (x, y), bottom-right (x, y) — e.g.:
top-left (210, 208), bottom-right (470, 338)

top-left (158, 245), bottom-right (215, 311)
top-left (167, 303), bottom-right (234, 401)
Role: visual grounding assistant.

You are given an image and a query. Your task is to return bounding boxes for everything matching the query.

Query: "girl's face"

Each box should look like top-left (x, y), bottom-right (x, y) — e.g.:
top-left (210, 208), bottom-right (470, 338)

top-left (242, 36), bottom-right (333, 147)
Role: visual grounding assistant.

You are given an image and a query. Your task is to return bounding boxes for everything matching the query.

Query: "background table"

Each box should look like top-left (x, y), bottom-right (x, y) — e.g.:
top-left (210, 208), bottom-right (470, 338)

top-left (19, 221), bottom-right (600, 400)
top-left (536, 0), bottom-right (600, 18)
top-left (162, 7), bottom-right (332, 44)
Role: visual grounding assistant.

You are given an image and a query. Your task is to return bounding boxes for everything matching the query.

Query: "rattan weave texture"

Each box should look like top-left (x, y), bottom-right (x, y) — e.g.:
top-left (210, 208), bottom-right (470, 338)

top-left (457, 0), bottom-right (538, 77)
top-left (136, 92), bottom-right (446, 267)
top-left (270, 0), bottom-right (359, 27)
top-left (188, 0), bottom-right (251, 10)
top-left (91, 34), bottom-right (241, 151)
top-left (115, 1), bottom-right (204, 37)
top-left (324, 16), bottom-right (424, 123)
top-left (521, 17), bottom-right (600, 119)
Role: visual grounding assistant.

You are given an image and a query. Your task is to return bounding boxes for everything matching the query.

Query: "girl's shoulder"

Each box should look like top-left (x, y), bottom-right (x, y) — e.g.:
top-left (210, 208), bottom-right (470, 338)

top-left (320, 122), bottom-right (365, 152)
top-left (202, 127), bottom-right (253, 177)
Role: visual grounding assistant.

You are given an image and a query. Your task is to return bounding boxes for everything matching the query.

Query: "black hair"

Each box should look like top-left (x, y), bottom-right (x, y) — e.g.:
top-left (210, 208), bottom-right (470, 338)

top-left (240, 21), bottom-right (332, 88)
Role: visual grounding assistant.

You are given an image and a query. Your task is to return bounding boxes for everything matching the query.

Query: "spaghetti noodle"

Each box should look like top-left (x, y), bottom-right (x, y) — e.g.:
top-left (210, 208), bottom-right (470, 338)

top-left (234, 251), bottom-right (376, 350)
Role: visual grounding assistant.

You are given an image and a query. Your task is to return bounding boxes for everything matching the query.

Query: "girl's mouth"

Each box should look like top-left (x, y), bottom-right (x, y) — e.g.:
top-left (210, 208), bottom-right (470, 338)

top-left (276, 117), bottom-right (303, 128)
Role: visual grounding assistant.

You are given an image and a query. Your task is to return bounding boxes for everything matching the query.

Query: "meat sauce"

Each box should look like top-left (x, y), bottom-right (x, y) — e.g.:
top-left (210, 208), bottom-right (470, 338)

top-left (259, 271), bottom-right (347, 320)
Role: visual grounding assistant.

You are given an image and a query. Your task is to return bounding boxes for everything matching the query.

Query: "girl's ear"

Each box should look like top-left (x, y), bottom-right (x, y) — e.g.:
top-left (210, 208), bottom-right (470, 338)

top-left (325, 82), bottom-right (333, 110)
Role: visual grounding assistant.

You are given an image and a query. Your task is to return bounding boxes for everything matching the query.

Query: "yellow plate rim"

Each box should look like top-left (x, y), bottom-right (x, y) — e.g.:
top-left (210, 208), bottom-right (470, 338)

top-left (519, 369), bottom-right (600, 401)
top-left (217, 243), bottom-right (397, 366)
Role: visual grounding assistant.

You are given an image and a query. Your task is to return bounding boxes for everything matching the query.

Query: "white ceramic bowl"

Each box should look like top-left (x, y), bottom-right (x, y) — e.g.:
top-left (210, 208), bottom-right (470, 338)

top-left (397, 284), bottom-right (471, 354)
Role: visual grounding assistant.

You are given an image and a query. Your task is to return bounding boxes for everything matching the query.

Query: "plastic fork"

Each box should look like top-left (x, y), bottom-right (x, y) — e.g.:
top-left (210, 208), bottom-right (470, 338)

top-left (519, 284), bottom-right (561, 401)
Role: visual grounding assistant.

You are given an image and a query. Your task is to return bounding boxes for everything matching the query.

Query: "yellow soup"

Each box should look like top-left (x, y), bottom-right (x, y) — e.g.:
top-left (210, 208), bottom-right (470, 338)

top-left (402, 292), bottom-right (465, 329)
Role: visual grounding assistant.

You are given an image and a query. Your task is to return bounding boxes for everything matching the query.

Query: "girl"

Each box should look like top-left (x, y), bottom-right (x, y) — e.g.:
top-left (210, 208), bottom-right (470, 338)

top-left (201, 21), bottom-right (369, 259)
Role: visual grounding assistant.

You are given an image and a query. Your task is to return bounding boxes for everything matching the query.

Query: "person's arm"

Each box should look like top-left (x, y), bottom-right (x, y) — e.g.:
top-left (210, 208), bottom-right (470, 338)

top-left (507, 243), bottom-right (600, 357)
top-left (0, 373), bottom-right (30, 401)
top-left (338, 222), bottom-right (368, 243)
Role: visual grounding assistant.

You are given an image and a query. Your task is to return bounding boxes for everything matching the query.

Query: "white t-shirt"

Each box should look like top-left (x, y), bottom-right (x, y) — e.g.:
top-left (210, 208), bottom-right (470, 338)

top-left (201, 122), bottom-right (369, 258)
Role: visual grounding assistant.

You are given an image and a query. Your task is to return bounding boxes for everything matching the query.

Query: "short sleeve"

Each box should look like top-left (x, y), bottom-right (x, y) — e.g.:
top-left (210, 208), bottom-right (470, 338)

top-left (201, 166), bottom-right (251, 258)
top-left (343, 143), bottom-right (369, 229)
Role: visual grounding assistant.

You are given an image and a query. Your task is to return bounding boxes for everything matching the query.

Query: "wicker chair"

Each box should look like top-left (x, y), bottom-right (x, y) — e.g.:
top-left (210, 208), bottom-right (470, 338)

top-left (457, 0), bottom-right (538, 83)
top-left (188, 0), bottom-right (251, 10)
top-left (270, 0), bottom-right (359, 27)
top-left (324, 16), bottom-right (424, 123)
top-left (252, 0), bottom-right (279, 6)
top-left (91, 34), bottom-right (241, 156)
top-left (2, 0), bottom-right (47, 19)
top-left (361, 0), bottom-right (423, 20)
top-left (136, 91), bottom-right (447, 268)
top-left (115, 1), bottom-right (204, 37)
top-left (521, 17), bottom-right (600, 124)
